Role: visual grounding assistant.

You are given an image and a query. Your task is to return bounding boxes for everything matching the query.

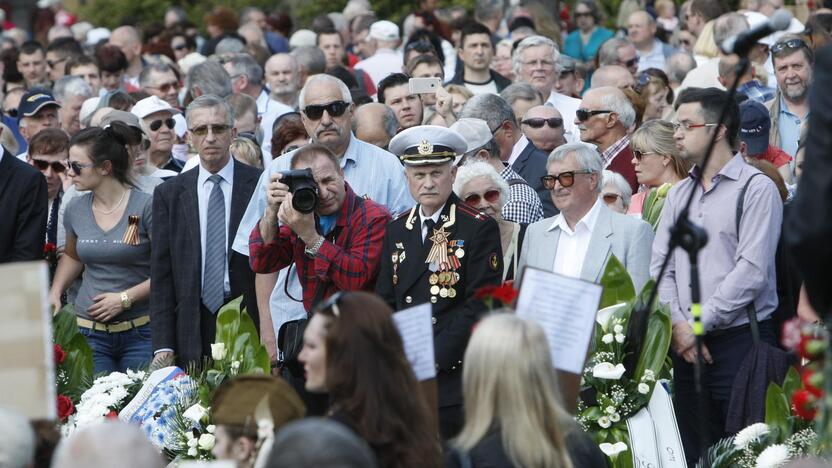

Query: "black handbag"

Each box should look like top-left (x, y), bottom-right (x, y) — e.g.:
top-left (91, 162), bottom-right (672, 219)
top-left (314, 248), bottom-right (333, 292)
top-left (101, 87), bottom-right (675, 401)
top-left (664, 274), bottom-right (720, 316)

top-left (277, 318), bottom-right (307, 379)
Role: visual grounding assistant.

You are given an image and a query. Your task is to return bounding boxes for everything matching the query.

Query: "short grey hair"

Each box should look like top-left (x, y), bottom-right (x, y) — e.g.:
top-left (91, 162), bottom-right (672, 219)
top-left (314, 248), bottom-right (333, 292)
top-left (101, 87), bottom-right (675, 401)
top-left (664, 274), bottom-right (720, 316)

top-left (186, 60), bottom-right (232, 98)
top-left (463, 137), bottom-right (501, 162)
top-left (602, 169), bottom-right (633, 209)
top-left (215, 37), bottom-right (246, 55)
top-left (138, 63), bottom-right (176, 89)
top-left (713, 13), bottom-right (749, 47)
top-left (548, 143), bottom-right (604, 193)
top-left (0, 406), bottom-right (34, 468)
top-left (600, 88), bottom-right (636, 128)
top-left (291, 45), bottom-right (327, 76)
top-left (459, 93), bottom-right (517, 131)
top-left (298, 74), bottom-right (352, 110)
top-left (453, 160), bottom-right (510, 210)
top-left (666, 51), bottom-right (696, 85)
top-left (51, 421), bottom-right (164, 468)
top-left (475, 0), bottom-right (504, 22)
top-left (499, 82), bottom-right (543, 106)
top-left (186, 94), bottom-right (235, 127)
top-left (240, 7), bottom-right (264, 24)
top-left (597, 37), bottom-right (633, 66)
top-left (53, 75), bottom-right (92, 102)
top-left (225, 53), bottom-right (264, 84)
top-left (512, 35), bottom-right (559, 77)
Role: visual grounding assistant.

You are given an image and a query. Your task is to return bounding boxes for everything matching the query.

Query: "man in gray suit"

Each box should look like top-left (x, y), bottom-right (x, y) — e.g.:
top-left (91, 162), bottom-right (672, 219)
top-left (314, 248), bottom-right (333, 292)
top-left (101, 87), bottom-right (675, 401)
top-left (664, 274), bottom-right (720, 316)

top-left (518, 143), bottom-right (653, 291)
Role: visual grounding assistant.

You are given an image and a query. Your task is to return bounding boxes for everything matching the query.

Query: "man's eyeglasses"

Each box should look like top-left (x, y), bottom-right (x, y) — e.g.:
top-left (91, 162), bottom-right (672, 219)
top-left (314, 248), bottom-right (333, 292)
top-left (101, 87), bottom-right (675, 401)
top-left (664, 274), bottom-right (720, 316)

top-left (633, 150), bottom-right (659, 161)
top-left (302, 101), bottom-right (350, 120)
top-left (189, 124), bottom-right (231, 136)
top-left (620, 57), bottom-right (639, 68)
top-left (521, 117), bottom-right (563, 129)
top-left (149, 117), bottom-right (175, 132)
top-left (463, 189), bottom-right (501, 206)
top-left (541, 170), bottom-right (593, 189)
top-left (770, 38), bottom-right (809, 56)
top-left (576, 108), bottom-right (612, 122)
top-left (31, 158), bottom-right (66, 173)
top-left (602, 193), bottom-right (621, 204)
top-left (671, 122), bottom-right (718, 132)
top-left (64, 159), bottom-right (95, 174)
top-left (148, 81), bottom-right (180, 93)
top-left (172, 44), bottom-right (188, 51)
top-left (47, 57), bottom-right (67, 69)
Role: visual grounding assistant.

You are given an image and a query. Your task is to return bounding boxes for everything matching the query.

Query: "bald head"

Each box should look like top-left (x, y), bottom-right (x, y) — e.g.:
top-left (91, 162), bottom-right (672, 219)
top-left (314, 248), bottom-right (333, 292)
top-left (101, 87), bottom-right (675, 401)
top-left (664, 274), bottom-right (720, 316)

top-left (592, 65), bottom-right (635, 90)
top-left (353, 103), bottom-right (398, 148)
top-left (265, 53), bottom-right (301, 100)
top-left (627, 11), bottom-right (657, 48)
top-left (109, 26), bottom-right (142, 65)
top-left (520, 105), bottom-right (566, 152)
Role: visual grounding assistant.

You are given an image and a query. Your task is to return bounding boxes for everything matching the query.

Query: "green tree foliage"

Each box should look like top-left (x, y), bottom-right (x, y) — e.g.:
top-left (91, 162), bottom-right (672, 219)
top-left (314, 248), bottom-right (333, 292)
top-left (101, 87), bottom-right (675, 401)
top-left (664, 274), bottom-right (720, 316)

top-left (77, 0), bottom-right (280, 31)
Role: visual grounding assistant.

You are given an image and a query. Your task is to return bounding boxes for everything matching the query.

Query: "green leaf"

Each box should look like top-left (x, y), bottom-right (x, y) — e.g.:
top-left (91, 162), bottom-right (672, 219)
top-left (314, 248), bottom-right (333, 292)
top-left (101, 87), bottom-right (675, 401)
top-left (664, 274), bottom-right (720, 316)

top-left (599, 254), bottom-right (636, 309)
top-left (765, 382), bottom-right (791, 442)
top-left (782, 366), bottom-right (801, 401)
top-left (634, 302), bottom-right (672, 382)
top-left (52, 306), bottom-right (79, 346)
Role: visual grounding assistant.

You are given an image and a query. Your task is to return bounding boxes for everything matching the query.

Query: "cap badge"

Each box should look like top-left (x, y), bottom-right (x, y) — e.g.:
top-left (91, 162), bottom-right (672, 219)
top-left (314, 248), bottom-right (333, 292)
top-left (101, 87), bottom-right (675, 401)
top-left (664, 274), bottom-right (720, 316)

top-left (418, 139), bottom-right (433, 155)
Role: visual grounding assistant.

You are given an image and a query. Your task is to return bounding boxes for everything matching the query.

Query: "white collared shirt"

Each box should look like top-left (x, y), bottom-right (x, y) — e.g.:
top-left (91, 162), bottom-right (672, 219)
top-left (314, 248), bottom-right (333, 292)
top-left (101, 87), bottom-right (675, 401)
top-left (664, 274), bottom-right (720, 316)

top-left (545, 91), bottom-right (581, 143)
top-left (197, 157), bottom-right (234, 293)
top-left (550, 198), bottom-right (603, 278)
top-left (508, 135), bottom-right (529, 166)
top-left (419, 203), bottom-right (446, 242)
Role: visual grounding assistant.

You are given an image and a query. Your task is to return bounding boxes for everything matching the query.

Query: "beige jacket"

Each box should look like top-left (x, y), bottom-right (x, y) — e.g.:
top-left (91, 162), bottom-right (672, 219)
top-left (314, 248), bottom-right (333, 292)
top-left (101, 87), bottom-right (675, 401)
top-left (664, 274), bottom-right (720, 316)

top-left (765, 92), bottom-right (809, 150)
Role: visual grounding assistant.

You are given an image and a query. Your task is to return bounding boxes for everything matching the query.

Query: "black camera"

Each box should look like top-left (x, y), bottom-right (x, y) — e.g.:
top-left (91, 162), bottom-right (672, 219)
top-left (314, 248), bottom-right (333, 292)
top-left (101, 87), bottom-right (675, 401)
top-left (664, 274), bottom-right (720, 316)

top-left (281, 168), bottom-right (319, 214)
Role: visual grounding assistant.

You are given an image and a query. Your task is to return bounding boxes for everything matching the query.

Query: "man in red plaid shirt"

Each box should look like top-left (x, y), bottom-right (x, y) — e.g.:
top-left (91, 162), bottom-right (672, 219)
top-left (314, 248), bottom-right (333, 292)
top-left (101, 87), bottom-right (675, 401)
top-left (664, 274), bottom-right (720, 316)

top-left (248, 143), bottom-right (391, 311)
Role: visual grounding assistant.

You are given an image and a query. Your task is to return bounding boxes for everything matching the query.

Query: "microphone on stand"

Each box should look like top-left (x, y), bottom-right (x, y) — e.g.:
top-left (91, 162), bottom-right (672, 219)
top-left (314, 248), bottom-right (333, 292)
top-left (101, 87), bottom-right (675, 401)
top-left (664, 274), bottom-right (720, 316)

top-left (720, 9), bottom-right (793, 56)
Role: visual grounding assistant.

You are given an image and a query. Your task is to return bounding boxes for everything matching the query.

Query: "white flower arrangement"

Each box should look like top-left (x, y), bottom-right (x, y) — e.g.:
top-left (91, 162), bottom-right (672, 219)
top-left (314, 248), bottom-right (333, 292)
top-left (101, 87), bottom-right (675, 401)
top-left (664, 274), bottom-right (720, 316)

top-left (599, 442), bottom-right (628, 458)
top-left (62, 370), bottom-right (146, 436)
top-left (734, 423), bottom-right (771, 449)
top-left (754, 444), bottom-right (790, 468)
top-left (592, 362), bottom-right (627, 380)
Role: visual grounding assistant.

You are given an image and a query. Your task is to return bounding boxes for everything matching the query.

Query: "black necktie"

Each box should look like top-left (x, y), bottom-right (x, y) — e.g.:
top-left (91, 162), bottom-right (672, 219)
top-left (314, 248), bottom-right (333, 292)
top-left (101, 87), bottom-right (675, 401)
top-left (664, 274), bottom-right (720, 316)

top-left (46, 192), bottom-right (61, 244)
top-left (423, 219), bottom-right (435, 245)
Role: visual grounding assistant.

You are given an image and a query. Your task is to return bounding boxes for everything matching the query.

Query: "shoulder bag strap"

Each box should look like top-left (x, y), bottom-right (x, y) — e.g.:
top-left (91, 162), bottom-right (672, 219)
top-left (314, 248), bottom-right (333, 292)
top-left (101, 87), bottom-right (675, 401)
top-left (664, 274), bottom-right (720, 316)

top-left (736, 172), bottom-right (764, 345)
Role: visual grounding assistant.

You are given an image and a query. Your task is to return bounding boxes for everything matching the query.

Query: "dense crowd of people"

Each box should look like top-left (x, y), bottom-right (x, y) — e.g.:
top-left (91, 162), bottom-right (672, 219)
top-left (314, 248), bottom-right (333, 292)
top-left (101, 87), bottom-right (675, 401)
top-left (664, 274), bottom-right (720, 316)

top-left (1, 0), bottom-right (831, 466)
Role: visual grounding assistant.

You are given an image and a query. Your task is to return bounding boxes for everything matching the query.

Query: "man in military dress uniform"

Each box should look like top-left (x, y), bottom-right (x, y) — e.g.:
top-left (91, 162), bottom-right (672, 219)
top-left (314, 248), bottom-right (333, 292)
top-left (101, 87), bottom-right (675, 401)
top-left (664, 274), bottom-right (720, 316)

top-left (376, 125), bottom-right (504, 439)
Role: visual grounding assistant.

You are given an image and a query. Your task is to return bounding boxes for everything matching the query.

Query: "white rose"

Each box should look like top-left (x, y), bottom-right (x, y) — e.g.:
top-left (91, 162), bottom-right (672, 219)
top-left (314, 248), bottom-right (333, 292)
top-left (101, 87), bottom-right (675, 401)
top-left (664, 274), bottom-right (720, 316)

top-left (187, 447), bottom-right (197, 457)
top-left (755, 444), bottom-right (790, 468)
top-left (602, 333), bottom-right (614, 344)
top-left (210, 343), bottom-right (227, 361)
top-left (592, 362), bottom-right (627, 380)
top-left (638, 383), bottom-right (650, 394)
top-left (599, 441), bottom-right (628, 457)
top-left (613, 324), bottom-right (624, 334)
top-left (187, 437), bottom-right (198, 447)
top-left (206, 425), bottom-right (216, 434)
top-left (605, 406), bottom-right (616, 414)
top-left (615, 333), bottom-right (625, 343)
top-left (183, 404), bottom-right (209, 423)
top-left (598, 416), bottom-right (611, 428)
top-left (609, 412), bottom-right (620, 422)
top-left (231, 360), bottom-right (241, 371)
top-left (198, 433), bottom-right (216, 451)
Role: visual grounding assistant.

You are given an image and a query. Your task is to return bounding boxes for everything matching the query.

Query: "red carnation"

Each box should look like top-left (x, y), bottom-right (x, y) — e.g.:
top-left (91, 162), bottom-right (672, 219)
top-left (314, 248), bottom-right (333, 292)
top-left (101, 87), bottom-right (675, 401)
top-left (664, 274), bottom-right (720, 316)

top-left (798, 334), bottom-right (826, 360)
top-left (105, 410), bottom-right (119, 419)
top-left (792, 389), bottom-right (818, 421)
top-left (56, 395), bottom-right (75, 421)
top-left (492, 283), bottom-right (518, 304)
top-left (44, 242), bottom-right (56, 255)
top-left (474, 285), bottom-right (497, 300)
top-left (802, 369), bottom-right (824, 398)
top-left (54, 344), bottom-right (66, 365)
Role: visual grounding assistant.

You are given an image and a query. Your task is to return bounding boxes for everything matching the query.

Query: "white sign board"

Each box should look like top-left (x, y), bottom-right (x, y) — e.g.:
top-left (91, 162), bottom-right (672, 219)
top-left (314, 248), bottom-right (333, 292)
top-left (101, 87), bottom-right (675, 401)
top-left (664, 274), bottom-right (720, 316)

top-left (393, 303), bottom-right (437, 381)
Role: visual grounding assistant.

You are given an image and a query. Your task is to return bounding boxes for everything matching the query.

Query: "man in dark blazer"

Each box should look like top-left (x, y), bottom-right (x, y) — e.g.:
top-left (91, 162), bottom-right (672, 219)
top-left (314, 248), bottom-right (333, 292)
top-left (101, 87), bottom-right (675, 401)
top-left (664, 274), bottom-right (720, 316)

top-left (0, 145), bottom-right (47, 263)
top-left (376, 126), bottom-right (503, 439)
top-left (151, 95), bottom-right (260, 367)
top-left (511, 138), bottom-right (558, 217)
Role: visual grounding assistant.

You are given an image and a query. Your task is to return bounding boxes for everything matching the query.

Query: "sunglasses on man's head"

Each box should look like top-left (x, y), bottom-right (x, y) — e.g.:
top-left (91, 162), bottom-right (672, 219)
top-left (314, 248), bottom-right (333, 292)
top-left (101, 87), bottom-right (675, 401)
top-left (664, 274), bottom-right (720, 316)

top-left (576, 108), bottom-right (612, 122)
top-left (464, 189), bottom-right (501, 206)
top-left (522, 117), bottom-right (563, 129)
top-left (303, 101), bottom-right (349, 120)
top-left (770, 38), bottom-right (809, 55)
top-left (149, 117), bottom-right (175, 132)
top-left (31, 158), bottom-right (66, 173)
top-left (541, 170), bottom-right (593, 189)
top-left (189, 124), bottom-right (231, 136)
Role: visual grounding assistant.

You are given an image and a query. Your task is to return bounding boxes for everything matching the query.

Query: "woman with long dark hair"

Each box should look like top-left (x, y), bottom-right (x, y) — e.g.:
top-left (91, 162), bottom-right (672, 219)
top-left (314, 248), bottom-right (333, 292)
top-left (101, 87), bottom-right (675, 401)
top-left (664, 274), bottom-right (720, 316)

top-left (298, 291), bottom-right (442, 468)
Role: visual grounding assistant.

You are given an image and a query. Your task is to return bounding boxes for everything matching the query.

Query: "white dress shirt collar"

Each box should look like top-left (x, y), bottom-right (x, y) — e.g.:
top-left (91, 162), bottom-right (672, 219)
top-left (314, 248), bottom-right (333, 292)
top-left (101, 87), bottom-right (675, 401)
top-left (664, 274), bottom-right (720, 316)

top-left (419, 202), bottom-right (446, 241)
top-left (508, 135), bottom-right (529, 166)
top-left (549, 197), bottom-right (603, 235)
top-left (197, 156), bottom-right (234, 186)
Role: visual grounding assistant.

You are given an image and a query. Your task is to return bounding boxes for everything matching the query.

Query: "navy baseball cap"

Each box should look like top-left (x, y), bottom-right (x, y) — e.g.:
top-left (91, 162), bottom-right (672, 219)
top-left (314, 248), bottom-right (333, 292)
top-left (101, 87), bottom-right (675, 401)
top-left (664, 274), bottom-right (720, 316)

top-left (739, 99), bottom-right (770, 156)
top-left (18, 88), bottom-right (61, 120)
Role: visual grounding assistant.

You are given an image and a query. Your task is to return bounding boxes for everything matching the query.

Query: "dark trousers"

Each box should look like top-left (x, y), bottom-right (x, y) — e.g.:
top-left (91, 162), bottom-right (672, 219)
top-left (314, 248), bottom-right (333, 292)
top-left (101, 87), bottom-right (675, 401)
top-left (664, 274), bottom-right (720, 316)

top-left (439, 404), bottom-right (463, 440)
top-left (672, 320), bottom-right (775, 465)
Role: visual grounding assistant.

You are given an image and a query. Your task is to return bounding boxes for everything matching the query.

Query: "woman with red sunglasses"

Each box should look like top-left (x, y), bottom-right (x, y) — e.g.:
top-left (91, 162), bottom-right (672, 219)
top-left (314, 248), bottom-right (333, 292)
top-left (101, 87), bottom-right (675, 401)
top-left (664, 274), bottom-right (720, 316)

top-left (453, 162), bottom-right (526, 281)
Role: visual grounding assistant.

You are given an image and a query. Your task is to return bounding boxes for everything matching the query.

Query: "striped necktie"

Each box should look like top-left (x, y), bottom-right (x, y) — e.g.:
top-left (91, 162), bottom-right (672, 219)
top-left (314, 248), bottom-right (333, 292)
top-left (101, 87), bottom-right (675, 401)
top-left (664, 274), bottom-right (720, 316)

top-left (202, 174), bottom-right (226, 313)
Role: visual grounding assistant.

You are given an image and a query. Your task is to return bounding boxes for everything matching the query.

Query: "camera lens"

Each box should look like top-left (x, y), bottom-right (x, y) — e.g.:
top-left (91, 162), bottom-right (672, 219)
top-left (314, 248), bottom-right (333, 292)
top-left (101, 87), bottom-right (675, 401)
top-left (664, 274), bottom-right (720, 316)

top-left (292, 187), bottom-right (318, 214)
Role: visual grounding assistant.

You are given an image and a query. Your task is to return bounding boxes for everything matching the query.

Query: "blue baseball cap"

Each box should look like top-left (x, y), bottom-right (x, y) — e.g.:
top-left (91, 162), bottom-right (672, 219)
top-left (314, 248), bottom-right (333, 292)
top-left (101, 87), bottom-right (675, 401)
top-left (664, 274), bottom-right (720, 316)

top-left (18, 88), bottom-right (61, 120)
top-left (739, 99), bottom-right (770, 156)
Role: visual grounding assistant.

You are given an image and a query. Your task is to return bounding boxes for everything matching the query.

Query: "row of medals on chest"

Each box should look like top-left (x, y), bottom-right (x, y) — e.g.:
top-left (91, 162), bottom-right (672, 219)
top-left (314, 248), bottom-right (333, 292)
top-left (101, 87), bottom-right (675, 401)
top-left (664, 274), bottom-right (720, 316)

top-left (391, 226), bottom-right (465, 301)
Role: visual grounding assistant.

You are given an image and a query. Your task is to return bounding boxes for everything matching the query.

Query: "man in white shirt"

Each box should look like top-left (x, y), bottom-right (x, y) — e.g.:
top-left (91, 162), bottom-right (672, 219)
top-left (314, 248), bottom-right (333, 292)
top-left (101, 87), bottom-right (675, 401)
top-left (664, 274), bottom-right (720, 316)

top-left (518, 143), bottom-right (653, 291)
top-left (628, 11), bottom-right (675, 72)
top-left (354, 20), bottom-right (404, 86)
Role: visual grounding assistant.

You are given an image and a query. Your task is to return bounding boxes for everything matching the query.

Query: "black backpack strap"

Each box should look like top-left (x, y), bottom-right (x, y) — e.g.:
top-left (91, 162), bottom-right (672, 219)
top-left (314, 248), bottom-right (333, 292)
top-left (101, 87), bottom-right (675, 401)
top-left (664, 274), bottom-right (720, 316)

top-left (735, 172), bottom-right (765, 344)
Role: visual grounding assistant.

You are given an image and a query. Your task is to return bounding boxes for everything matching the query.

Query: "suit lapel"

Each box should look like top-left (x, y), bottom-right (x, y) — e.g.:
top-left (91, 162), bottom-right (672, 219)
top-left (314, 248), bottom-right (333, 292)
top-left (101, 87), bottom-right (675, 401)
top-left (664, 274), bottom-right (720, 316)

top-left (180, 169), bottom-right (202, 276)
top-left (0, 153), bottom-right (14, 200)
top-left (511, 142), bottom-right (533, 174)
top-left (581, 206), bottom-right (613, 283)
top-left (538, 226), bottom-right (560, 271)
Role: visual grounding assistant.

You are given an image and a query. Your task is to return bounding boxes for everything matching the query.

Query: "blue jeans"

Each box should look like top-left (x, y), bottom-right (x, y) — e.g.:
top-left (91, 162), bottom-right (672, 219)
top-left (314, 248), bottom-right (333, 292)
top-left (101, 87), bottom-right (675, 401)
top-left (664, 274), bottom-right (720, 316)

top-left (79, 323), bottom-right (153, 374)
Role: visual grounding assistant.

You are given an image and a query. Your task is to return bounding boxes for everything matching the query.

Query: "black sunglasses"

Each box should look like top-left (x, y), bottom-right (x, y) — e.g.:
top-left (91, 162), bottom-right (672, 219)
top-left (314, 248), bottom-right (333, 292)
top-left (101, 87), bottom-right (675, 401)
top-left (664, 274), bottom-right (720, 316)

top-left (32, 158), bottom-right (66, 173)
top-left (522, 117), bottom-right (563, 129)
top-left (633, 150), bottom-right (659, 161)
top-left (576, 108), bottom-right (612, 122)
top-left (303, 101), bottom-right (349, 120)
top-left (770, 38), bottom-right (809, 55)
top-left (541, 170), bottom-right (593, 189)
top-left (620, 57), bottom-right (639, 68)
top-left (64, 159), bottom-right (95, 174)
top-left (464, 189), bottom-right (501, 206)
top-left (634, 73), bottom-right (652, 94)
top-left (149, 117), bottom-right (175, 132)
top-left (172, 44), bottom-right (188, 51)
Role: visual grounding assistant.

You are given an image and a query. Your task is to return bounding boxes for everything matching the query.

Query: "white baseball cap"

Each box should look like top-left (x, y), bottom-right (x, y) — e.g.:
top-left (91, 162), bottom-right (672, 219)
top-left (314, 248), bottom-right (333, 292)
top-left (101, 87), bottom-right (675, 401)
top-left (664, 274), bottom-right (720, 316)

top-left (368, 20), bottom-right (399, 42)
top-left (131, 95), bottom-right (180, 120)
top-left (450, 118), bottom-right (493, 154)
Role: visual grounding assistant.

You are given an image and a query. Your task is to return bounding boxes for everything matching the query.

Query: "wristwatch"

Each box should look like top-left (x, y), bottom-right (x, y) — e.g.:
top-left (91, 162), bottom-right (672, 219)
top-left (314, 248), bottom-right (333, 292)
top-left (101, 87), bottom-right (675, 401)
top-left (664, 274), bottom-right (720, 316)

top-left (304, 236), bottom-right (325, 258)
top-left (120, 291), bottom-right (132, 310)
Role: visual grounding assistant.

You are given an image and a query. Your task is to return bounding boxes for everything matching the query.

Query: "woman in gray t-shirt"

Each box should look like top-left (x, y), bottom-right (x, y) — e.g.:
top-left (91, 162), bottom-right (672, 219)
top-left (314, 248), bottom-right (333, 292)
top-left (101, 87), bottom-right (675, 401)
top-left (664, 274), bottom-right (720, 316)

top-left (48, 123), bottom-right (154, 374)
